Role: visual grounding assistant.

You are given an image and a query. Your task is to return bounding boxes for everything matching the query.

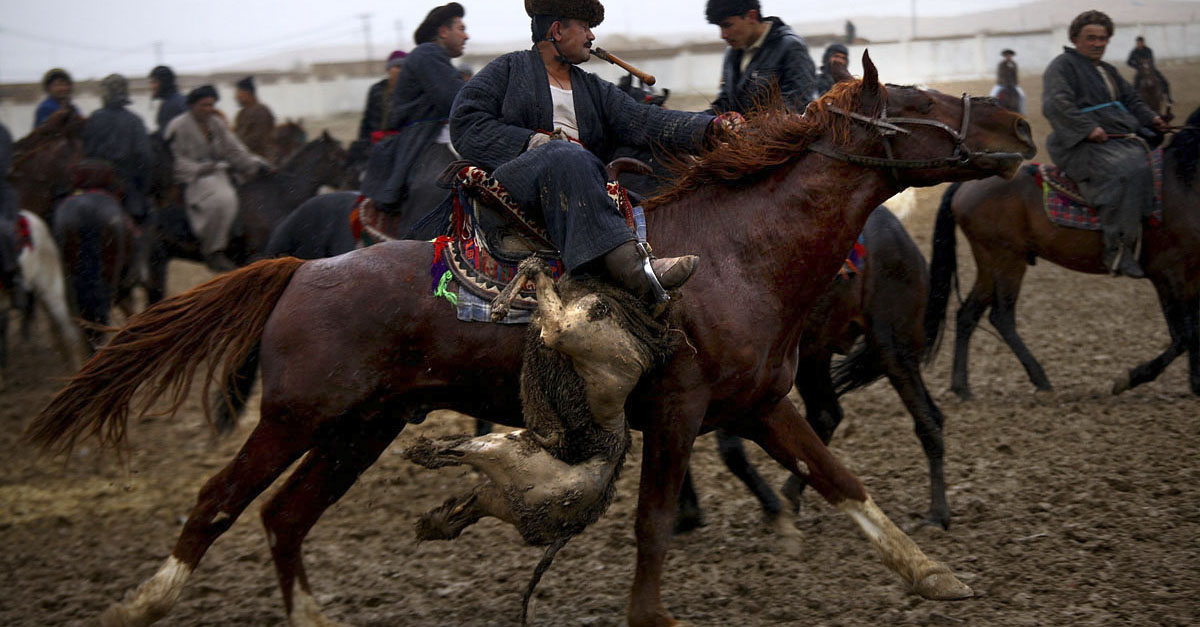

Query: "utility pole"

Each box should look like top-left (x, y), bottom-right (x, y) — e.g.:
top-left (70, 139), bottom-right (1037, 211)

top-left (910, 0), bottom-right (917, 40)
top-left (359, 13), bottom-right (373, 64)
top-left (395, 19), bottom-right (405, 49)
top-left (153, 41), bottom-right (163, 65)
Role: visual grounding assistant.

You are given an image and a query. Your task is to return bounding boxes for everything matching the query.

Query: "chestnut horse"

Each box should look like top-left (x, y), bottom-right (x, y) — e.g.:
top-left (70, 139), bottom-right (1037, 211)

top-left (28, 55), bottom-right (1036, 626)
top-left (925, 107), bottom-right (1200, 399)
top-left (9, 109), bottom-right (85, 219)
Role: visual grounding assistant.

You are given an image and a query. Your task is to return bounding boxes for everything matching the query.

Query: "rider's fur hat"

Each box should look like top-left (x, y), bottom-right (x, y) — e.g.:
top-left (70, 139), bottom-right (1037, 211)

top-left (100, 74), bottom-right (130, 107)
top-left (705, 0), bottom-right (761, 25)
top-left (525, 0), bottom-right (605, 28)
top-left (186, 84), bottom-right (219, 106)
top-left (414, 3), bottom-right (465, 45)
top-left (41, 68), bottom-right (72, 90)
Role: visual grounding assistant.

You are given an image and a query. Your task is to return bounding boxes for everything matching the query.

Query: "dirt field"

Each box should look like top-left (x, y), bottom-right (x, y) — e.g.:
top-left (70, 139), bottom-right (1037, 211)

top-left (1, 62), bottom-right (1197, 626)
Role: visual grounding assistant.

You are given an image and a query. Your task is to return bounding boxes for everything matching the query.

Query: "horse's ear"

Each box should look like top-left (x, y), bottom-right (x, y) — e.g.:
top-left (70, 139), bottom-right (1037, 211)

top-left (321, 130), bottom-right (332, 141)
top-left (860, 50), bottom-right (882, 112)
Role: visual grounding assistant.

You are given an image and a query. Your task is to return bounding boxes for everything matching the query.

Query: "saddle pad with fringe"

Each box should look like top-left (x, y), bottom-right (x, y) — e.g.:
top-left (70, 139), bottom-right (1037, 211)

top-left (350, 195), bottom-right (409, 246)
top-left (15, 214), bottom-right (32, 254)
top-left (434, 165), bottom-right (640, 318)
top-left (1028, 148), bottom-right (1163, 231)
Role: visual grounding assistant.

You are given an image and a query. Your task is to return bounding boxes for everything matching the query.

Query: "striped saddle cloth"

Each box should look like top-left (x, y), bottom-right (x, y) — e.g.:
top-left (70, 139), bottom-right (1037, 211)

top-left (1027, 148), bottom-right (1163, 231)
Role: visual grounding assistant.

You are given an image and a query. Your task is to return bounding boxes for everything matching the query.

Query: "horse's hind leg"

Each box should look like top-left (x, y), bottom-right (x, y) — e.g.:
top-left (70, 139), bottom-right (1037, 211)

top-left (986, 262), bottom-right (1051, 392)
top-left (1114, 290), bottom-right (1196, 395)
top-left (951, 269), bottom-right (994, 400)
top-left (745, 399), bottom-right (972, 600)
top-left (99, 418), bottom-right (312, 627)
top-left (259, 413), bottom-right (404, 627)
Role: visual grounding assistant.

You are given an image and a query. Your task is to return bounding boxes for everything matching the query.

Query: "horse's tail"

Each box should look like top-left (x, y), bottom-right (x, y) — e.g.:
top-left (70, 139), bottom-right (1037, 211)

top-left (58, 196), bottom-right (122, 337)
top-left (923, 182), bottom-right (962, 361)
top-left (25, 257), bottom-right (306, 455)
top-left (521, 537), bottom-right (569, 627)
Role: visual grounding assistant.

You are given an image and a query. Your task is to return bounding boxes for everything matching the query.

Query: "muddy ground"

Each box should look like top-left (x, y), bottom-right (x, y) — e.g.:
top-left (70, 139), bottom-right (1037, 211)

top-left (1, 64), bottom-right (1197, 626)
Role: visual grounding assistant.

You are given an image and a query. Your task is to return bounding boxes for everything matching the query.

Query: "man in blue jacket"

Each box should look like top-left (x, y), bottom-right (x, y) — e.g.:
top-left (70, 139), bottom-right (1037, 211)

top-left (706, 0), bottom-right (815, 114)
top-left (148, 66), bottom-right (187, 135)
top-left (361, 2), bottom-right (469, 212)
top-left (82, 74), bottom-right (152, 223)
top-left (451, 0), bottom-right (730, 302)
top-left (34, 68), bottom-right (80, 128)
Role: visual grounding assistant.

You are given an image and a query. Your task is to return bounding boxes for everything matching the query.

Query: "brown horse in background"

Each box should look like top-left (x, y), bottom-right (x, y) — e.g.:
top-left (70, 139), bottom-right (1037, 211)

top-left (269, 119), bottom-right (307, 165)
top-left (1134, 59), bottom-right (1172, 122)
top-left (926, 107), bottom-right (1200, 399)
top-left (27, 55), bottom-right (1035, 626)
top-left (10, 109), bottom-right (85, 218)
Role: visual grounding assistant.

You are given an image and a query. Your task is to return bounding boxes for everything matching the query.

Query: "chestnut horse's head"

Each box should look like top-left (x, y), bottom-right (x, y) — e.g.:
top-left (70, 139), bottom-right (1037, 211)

top-left (848, 51), bottom-right (1036, 186)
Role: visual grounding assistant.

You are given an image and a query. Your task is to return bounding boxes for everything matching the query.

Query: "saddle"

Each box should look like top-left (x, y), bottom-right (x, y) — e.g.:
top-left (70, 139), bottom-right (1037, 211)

top-left (1027, 148), bottom-right (1164, 231)
top-left (352, 164), bottom-right (643, 318)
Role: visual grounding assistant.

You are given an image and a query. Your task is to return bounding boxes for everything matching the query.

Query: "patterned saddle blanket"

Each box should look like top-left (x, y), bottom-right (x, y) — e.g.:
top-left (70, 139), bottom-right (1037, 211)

top-left (352, 165), bottom-right (641, 322)
top-left (1027, 148), bottom-right (1163, 231)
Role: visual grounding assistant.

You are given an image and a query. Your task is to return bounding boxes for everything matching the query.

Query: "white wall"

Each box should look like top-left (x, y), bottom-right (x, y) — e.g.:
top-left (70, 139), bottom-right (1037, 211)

top-left (4, 22), bottom-right (1197, 138)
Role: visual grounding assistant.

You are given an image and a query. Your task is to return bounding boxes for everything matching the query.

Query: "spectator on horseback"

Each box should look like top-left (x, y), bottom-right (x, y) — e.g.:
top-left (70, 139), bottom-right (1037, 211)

top-left (814, 42), bottom-right (849, 97)
top-left (361, 2), bottom-right (468, 212)
top-left (148, 65), bottom-right (187, 135)
top-left (357, 50), bottom-right (407, 145)
top-left (1043, 10), bottom-right (1166, 278)
top-left (81, 74), bottom-right (152, 224)
top-left (1127, 36), bottom-right (1172, 106)
top-left (989, 49), bottom-right (1025, 114)
top-left (450, 0), bottom-right (728, 303)
top-left (34, 68), bottom-right (80, 128)
top-left (233, 76), bottom-right (277, 161)
top-left (706, 0), bottom-right (815, 114)
top-left (164, 85), bottom-right (271, 273)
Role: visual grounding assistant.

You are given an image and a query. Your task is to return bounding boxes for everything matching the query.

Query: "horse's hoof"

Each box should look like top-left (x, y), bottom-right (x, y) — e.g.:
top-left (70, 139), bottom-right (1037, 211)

top-left (1111, 372), bottom-right (1131, 395)
top-left (766, 514), bottom-right (804, 551)
top-left (914, 571), bottom-right (973, 600)
top-left (951, 387), bottom-right (971, 402)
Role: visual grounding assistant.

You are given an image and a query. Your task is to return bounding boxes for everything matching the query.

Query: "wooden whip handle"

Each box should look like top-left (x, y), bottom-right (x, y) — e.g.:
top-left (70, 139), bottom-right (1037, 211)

top-left (591, 47), bottom-right (656, 86)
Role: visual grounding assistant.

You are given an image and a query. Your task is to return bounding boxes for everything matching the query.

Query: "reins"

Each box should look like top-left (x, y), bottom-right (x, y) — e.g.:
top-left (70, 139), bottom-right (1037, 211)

top-left (810, 94), bottom-right (982, 178)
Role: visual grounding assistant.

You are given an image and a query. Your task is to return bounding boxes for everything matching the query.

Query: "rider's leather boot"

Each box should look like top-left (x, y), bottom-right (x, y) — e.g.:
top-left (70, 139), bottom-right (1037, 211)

top-left (1115, 244), bottom-right (1145, 279)
top-left (602, 240), bottom-right (698, 303)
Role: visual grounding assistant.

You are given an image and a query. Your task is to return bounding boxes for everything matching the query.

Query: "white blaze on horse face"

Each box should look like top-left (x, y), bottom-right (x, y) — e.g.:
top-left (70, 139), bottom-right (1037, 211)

top-left (98, 556), bottom-right (192, 627)
top-left (838, 497), bottom-right (973, 600)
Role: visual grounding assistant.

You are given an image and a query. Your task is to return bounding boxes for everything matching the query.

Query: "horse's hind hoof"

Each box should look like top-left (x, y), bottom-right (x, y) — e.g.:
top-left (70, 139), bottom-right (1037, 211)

top-left (914, 571), bottom-right (973, 600)
top-left (1111, 372), bottom-right (1131, 395)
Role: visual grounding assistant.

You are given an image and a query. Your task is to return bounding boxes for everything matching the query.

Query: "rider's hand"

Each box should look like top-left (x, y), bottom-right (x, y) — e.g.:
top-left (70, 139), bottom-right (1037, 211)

top-left (525, 132), bottom-right (552, 153)
top-left (1151, 116), bottom-right (1167, 132)
top-left (1087, 126), bottom-right (1108, 142)
top-left (710, 111), bottom-right (746, 136)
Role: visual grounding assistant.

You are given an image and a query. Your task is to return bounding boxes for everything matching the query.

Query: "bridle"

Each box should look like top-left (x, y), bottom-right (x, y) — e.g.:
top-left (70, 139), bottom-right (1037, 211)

top-left (809, 93), bottom-right (987, 181)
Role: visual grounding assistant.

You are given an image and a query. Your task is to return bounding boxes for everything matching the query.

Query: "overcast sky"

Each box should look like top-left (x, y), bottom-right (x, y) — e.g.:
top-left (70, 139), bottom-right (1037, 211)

top-left (0, 0), bottom-right (1143, 82)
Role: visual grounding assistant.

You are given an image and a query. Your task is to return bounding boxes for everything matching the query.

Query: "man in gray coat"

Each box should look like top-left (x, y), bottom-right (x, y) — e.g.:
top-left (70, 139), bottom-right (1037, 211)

top-left (706, 0), bottom-right (815, 114)
top-left (361, 2), bottom-right (469, 212)
top-left (451, 0), bottom-right (730, 302)
top-left (1043, 10), bottom-right (1165, 278)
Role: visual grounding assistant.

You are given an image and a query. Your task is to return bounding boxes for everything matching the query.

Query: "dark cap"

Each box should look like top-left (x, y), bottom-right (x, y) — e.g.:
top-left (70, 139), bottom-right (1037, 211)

top-left (186, 84), bottom-right (219, 106)
top-left (414, 3), bottom-right (465, 45)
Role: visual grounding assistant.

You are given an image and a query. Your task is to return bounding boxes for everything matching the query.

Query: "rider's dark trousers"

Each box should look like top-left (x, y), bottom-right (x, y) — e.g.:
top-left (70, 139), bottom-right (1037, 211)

top-left (1066, 138), bottom-right (1155, 262)
top-left (492, 141), bottom-right (634, 271)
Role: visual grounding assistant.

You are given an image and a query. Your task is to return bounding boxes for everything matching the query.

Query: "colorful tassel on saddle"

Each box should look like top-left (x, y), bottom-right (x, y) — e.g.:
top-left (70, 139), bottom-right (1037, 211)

top-left (430, 235), bottom-right (457, 307)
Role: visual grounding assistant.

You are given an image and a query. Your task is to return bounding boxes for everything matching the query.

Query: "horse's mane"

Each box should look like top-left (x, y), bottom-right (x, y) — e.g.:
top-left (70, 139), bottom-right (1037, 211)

top-left (645, 78), bottom-right (877, 210)
top-left (1166, 106), bottom-right (1200, 188)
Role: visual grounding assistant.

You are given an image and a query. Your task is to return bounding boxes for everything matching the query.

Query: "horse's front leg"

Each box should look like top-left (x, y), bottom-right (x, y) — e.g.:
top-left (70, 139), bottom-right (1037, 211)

top-left (745, 398), bottom-right (972, 601)
top-left (628, 392), bottom-right (707, 627)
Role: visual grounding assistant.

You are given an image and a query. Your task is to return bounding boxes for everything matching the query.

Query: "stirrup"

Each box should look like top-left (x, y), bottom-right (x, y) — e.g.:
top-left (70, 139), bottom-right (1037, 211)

top-left (636, 242), bottom-right (670, 303)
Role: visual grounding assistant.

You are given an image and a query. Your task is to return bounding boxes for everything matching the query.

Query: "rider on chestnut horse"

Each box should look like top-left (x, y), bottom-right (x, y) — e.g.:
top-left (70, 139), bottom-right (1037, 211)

top-left (451, 0), bottom-right (738, 303)
top-left (1042, 10), bottom-right (1166, 278)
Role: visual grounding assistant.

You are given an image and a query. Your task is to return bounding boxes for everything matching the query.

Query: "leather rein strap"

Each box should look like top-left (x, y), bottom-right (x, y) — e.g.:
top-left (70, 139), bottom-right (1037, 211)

top-left (810, 93), bottom-right (980, 176)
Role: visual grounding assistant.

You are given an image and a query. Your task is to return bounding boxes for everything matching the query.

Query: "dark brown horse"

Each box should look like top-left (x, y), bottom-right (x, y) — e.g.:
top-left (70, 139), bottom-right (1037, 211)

top-left (144, 132), bottom-right (347, 303)
top-left (27, 55), bottom-right (1035, 626)
top-left (10, 109), bottom-right (85, 219)
top-left (926, 107), bottom-right (1200, 399)
top-left (269, 119), bottom-right (308, 165)
top-left (678, 205), bottom-right (954, 535)
top-left (1134, 59), bottom-right (1172, 122)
